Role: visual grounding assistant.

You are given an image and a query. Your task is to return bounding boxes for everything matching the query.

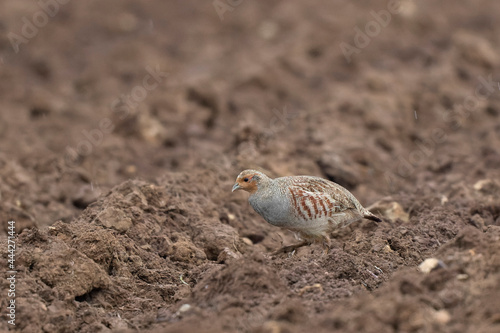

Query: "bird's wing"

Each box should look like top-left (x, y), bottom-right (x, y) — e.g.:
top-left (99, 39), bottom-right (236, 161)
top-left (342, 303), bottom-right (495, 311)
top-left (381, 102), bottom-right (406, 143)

top-left (287, 176), bottom-right (377, 227)
top-left (290, 177), bottom-right (358, 208)
top-left (288, 178), bottom-right (357, 221)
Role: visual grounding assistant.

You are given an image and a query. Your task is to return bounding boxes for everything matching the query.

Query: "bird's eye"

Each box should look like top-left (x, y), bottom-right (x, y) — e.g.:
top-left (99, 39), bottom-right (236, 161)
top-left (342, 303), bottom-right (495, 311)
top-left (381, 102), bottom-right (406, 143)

top-left (243, 178), bottom-right (249, 182)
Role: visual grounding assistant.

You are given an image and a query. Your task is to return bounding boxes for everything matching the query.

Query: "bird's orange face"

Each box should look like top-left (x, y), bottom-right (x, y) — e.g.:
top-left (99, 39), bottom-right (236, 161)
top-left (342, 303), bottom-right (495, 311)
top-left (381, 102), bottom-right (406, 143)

top-left (232, 171), bottom-right (260, 194)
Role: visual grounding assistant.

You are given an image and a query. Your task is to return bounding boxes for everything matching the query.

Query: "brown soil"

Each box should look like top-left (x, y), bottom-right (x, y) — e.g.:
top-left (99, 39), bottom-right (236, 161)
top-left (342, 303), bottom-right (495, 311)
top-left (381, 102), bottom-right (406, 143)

top-left (1, 0), bottom-right (500, 332)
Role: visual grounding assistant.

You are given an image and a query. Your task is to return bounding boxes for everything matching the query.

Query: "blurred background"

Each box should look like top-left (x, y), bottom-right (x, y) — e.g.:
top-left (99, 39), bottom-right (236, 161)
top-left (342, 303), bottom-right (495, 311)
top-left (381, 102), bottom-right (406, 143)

top-left (0, 1), bottom-right (499, 332)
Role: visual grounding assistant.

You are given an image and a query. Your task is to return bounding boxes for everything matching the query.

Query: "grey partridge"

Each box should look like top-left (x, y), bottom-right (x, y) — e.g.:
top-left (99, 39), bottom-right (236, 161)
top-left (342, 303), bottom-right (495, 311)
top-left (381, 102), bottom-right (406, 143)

top-left (232, 169), bottom-right (381, 254)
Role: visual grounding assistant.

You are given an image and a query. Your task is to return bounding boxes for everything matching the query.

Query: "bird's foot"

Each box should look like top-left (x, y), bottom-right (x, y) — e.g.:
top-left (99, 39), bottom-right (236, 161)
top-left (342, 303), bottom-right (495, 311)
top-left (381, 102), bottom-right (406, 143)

top-left (321, 236), bottom-right (331, 255)
top-left (321, 245), bottom-right (330, 256)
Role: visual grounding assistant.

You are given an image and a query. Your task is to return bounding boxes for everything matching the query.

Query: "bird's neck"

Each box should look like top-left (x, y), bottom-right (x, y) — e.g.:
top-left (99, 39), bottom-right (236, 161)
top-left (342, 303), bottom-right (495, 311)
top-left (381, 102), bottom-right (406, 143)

top-left (249, 178), bottom-right (273, 198)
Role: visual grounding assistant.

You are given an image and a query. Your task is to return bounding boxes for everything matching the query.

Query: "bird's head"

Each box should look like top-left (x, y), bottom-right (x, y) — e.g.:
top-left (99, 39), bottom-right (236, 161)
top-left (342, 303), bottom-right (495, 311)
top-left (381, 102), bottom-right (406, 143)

top-left (232, 169), bottom-right (268, 194)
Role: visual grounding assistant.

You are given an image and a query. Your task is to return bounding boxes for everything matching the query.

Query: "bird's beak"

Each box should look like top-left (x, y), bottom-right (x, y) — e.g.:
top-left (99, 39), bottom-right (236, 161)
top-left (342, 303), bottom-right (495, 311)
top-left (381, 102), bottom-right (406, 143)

top-left (232, 183), bottom-right (241, 192)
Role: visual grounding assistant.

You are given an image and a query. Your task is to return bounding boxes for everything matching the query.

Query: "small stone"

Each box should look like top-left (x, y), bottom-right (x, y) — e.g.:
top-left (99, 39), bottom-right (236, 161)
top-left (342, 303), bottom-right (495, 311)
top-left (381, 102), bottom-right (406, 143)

top-left (242, 237), bottom-right (253, 246)
top-left (433, 309), bottom-right (451, 325)
top-left (298, 283), bottom-right (323, 296)
top-left (139, 113), bottom-right (168, 144)
top-left (367, 200), bottom-right (409, 222)
top-left (217, 247), bottom-right (242, 264)
top-left (473, 179), bottom-right (500, 195)
top-left (259, 321), bottom-right (283, 333)
top-left (227, 213), bottom-right (236, 220)
top-left (419, 258), bottom-right (446, 274)
top-left (125, 165), bottom-right (137, 174)
top-left (398, 0), bottom-right (417, 18)
top-left (456, 274), bottom-right (469, 281)
top-left (178, 304), bottom-right (191, 313)
top-left (453, 31), bottom-right (498, 68)
top-left (258, 21), bottom-right (279, 40)
top-left (383, 244), bottom-right (394, 253)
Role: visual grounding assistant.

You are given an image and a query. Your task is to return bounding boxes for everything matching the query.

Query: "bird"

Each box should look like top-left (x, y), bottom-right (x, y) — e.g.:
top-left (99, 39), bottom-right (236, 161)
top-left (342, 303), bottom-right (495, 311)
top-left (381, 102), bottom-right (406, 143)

top-left (232, 169), bottom-right (381, 254)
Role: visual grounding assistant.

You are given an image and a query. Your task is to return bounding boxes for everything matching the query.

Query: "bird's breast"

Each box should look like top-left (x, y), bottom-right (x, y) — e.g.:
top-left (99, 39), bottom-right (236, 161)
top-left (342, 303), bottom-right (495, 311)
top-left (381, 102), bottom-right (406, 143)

top-left (249, 192), bottom-right (291, 227)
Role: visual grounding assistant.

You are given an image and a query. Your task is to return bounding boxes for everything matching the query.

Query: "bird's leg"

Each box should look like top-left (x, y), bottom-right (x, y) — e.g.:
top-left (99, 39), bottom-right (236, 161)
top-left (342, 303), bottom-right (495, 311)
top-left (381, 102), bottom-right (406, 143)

top-left (321, 235), bottom-right (331, 255)
top-left (273, 240), bottom-right (311, 255)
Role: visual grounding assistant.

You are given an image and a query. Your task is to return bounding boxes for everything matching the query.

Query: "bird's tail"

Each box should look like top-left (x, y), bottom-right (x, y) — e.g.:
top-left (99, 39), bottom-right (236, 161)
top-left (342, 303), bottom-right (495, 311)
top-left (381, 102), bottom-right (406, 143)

top-left (363, 210), bottom-right (382, 222)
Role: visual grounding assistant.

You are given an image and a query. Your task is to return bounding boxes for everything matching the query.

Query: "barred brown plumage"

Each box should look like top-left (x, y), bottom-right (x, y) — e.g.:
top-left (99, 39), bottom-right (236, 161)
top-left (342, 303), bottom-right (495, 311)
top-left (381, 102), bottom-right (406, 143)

top-left (232, 169), bottom-right (381, 254)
